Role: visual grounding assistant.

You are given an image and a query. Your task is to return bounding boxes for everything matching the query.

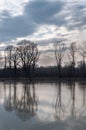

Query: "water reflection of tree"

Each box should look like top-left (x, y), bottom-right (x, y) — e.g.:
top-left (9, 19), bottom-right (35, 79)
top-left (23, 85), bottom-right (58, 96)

top-left (54, 80), bottom-right (86, 120)
top-left (13, 81), bottom-right (17, 109)
top-left (16, 82), bottom-right (38, 121)
top-left (60, 81), bottom-right (77, 119)
top-left (67, 81), bottom-right (86, 118)
top-left (4, 81), bottom-right (38, 121)
top-left (54, 81), bottom-right (65, 120)
top-left (82, 84), bottom-right (86, 106)
top-left (70, 81), bottom-right (76, 118)
top-left (4, 81), bottom-right (14, 111)
top-left (77, 82), bottom-right (86, 115)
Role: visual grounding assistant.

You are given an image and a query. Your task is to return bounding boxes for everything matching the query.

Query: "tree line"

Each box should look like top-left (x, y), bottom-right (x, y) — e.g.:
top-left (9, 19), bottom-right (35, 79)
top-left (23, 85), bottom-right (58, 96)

top-left (0, 40), bottom-right (86, 78)
top-left (0, 40), bottom-right (39, 78)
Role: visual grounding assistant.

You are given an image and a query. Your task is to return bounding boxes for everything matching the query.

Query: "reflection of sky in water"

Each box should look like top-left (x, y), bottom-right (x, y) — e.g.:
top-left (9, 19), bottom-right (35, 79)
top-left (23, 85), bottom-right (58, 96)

top-left (0, 81), bottom-right (86, 130)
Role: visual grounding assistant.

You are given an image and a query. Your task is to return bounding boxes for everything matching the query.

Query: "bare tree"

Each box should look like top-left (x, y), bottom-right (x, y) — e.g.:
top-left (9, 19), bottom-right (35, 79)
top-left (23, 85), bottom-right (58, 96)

top-left (54, 41), bottom-right (66, 77)
top-left (4, 54), bottom-right (7, 69)
top-left (11, 46), bottom-right (21, 71)
top-left (17, 41), bottom-right (38, 67)
top-left (5, 45), bottom-right (13, 69)
top-left (0, 52), bottom-right (4, 68)
top-left (78, 42), bottom-right (86, 66)
top-left (16, 40), bottom-right (39, 77)
top-left (68, 42), bottom-right (76, 76)
top-left (30, 43), bottom-right (39, 75)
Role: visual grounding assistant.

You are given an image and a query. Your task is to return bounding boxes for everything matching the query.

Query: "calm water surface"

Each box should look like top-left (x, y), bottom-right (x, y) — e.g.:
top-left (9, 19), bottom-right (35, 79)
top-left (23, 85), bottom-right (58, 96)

top-left (0, 80), bottom-right (86, 130)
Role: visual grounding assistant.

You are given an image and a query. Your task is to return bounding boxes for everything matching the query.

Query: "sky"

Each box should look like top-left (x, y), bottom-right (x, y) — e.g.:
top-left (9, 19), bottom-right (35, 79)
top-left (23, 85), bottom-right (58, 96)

top-left (0, 0), bottom-right (86, 66)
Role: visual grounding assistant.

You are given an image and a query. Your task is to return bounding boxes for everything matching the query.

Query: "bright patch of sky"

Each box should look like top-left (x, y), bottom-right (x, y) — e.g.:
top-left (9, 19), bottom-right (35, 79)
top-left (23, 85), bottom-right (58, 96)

top-left (0, 0), bottom-right (29, 15)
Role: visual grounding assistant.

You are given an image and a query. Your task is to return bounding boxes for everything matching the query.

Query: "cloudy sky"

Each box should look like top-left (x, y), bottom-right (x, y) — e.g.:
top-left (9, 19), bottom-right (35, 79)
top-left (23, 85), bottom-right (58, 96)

top-left (0, 0), bottom-right (86, 66)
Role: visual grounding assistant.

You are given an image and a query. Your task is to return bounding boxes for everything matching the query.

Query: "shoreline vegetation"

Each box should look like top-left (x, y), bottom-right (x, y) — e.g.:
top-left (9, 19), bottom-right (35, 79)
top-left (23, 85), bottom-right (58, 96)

top-left (0, 65), bottom-right (86, 80)
top-left (0, 40), bottom-right (86, 80)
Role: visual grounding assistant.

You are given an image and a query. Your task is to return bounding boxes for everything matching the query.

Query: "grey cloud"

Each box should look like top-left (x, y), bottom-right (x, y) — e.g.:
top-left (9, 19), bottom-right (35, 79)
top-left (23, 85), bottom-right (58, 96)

top-left (0, 0), bottom-right (65, 42)
top-left (0, 0), bottom-right (86, 42)
top-left (24, 0), bottom-right (65, 25)
top-left (65, 2), bottom-right (86, 30)
top-left (37, 38), bottom-right (66, 46)
top-left (0, 10), bottom-right (37, 42)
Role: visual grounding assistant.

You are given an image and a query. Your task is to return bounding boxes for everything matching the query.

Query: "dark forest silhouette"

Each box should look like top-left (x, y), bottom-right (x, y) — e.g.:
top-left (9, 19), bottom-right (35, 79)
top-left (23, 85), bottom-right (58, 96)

top-left (0, 40), bottom-right (86, 78)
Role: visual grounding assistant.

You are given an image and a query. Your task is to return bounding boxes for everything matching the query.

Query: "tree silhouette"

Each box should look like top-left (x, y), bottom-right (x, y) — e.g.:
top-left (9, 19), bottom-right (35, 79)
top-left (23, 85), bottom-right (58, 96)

top-left (54, 41), bottom-right (66, 77)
